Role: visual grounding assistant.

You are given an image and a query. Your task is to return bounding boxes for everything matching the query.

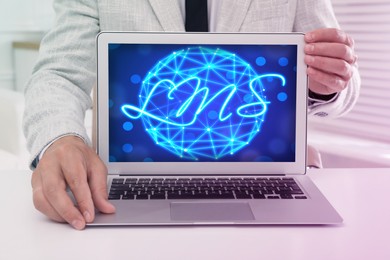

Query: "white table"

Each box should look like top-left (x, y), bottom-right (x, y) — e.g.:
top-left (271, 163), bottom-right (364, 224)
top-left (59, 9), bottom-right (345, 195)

top-left (1, 168), bottom-right (389, 260)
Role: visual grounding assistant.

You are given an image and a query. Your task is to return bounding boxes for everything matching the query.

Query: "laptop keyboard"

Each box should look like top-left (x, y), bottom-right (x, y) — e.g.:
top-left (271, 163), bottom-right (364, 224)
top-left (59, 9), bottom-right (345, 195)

top-left (108, 177), bottom-right (307, 200)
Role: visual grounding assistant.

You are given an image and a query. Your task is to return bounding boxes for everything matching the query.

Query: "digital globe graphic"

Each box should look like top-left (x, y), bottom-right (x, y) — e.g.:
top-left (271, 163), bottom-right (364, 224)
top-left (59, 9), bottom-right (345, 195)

top-left (121, 47), bottom-right (285, 160)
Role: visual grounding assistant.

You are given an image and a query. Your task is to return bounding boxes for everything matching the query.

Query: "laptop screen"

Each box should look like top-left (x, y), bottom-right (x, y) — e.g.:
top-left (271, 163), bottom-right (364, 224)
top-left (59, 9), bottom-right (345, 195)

top-left (107, 43), bottom-right (297, 164)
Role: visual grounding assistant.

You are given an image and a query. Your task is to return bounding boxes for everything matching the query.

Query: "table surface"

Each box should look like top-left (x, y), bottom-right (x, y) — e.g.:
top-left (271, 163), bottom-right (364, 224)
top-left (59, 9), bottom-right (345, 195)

top-left (1, 168), bottom-right (389, 260)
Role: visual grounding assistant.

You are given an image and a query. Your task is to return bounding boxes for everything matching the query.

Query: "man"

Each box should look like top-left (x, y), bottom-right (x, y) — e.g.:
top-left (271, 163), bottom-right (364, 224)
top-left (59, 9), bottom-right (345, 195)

top-left (23, 0), bottom-right (360, 230)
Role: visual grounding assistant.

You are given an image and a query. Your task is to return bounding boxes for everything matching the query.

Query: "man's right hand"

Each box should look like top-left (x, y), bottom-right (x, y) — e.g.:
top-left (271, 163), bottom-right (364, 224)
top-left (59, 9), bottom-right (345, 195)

top-left (31, 136), bottom-right (115, 230)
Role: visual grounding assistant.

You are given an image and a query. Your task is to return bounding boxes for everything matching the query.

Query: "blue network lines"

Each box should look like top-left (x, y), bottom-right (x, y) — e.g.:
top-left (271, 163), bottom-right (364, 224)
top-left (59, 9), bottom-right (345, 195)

top-left (121, 47), bottom-right (285, 160)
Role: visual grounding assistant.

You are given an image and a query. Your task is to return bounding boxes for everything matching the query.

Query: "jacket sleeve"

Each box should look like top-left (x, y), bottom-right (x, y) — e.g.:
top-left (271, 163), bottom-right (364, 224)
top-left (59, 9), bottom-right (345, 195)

top-left (22, 0), bottom-right (100, 169)
top-left (293, 0), bottom-right (361, 119)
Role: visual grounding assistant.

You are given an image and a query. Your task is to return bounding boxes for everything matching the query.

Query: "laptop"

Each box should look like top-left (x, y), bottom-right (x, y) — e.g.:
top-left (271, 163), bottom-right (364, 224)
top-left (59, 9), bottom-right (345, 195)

top-left (91, 32), bottom-right (342, 225)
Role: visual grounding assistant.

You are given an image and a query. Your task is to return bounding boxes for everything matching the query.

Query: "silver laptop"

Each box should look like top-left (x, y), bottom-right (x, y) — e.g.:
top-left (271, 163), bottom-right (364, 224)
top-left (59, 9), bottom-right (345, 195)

top-left (91, 32), bottom-right (342, 225)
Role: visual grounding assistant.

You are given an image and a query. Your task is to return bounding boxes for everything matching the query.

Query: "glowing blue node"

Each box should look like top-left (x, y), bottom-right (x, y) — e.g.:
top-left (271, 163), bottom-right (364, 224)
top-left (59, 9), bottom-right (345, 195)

top-left (131, 74), bottom-right (141, 84)
top-left (123, 122), bottom-right (134, 131)
top-left (121, 47), bottom-right (285, 160)
top-left (226, 71), bottom-right (235, 80)
top-left (244, 94), bottom-right (254, 103)
top-left (122, 144), bottom-right (133, 153)
top-left (256, 56), bottom-right (266, 66)
top-left (208, 110), bottom-right (218, 120)
top-left (278, 57), bottom-right (289, 67)
top-left (277, 92), bottom-right (288, 102)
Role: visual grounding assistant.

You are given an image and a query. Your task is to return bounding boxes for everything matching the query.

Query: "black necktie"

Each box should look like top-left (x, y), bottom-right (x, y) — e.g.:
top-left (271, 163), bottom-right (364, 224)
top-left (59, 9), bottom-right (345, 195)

top-left (185, 0), bottom-right (209, 32)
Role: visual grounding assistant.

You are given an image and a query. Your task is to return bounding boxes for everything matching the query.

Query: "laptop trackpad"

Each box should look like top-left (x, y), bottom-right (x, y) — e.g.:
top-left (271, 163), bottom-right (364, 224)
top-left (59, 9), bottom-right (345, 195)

top-left (170, 202), bottom-right (255, 221)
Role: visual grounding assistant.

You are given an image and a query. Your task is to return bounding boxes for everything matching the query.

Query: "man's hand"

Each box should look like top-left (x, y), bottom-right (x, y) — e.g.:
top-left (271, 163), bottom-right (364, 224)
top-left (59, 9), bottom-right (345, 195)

top-left (31, 136), bottom-right (115, 230)
top-left (304, 28), bottom-right (358, 95)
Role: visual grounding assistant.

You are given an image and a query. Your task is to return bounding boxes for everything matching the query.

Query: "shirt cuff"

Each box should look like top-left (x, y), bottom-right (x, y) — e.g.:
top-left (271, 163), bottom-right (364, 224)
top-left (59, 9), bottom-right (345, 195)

top-left (308, 90), bottom-right (339, 108)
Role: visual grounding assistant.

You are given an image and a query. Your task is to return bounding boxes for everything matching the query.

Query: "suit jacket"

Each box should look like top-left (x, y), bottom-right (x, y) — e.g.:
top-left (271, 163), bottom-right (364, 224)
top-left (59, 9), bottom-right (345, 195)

top-left (23, 0), bottom-right (360, 168)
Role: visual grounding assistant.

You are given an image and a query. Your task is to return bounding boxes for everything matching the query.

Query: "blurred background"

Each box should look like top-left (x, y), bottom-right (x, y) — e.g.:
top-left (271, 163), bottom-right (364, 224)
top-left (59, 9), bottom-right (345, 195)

top-left (0, 0), bottom-right (389, 170)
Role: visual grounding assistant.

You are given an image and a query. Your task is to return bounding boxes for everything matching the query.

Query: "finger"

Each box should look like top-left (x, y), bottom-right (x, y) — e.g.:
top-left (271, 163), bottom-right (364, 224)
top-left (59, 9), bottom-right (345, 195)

top-left (59, 147), bottom-right (95, 223)
top-left (305, 55), bottom-right (354, 82)
top-left (305, 28), bottom-right (354, 47)
top-left (40, 161), bottom-right (86, 230)
top-left (307, 67), bottom-right (347, 94)
top-left (31, 172), bottom-right (65, 222)
top-left (305, 42), bottom-right (356, 64)
top-left (55, 137), bottom-right (95, 222)
top-left (87, 152), bottom-right (116, 214)
top-left (62, 158), bottom-right (95, 224)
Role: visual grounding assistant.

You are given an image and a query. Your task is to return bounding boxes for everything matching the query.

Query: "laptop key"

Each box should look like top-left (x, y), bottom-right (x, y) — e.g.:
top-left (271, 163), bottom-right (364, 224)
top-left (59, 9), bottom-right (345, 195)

top-left (112, 178), bottom-right (125, 184)
top-left (136, 194), bottom-right (149, 200)
top-left (220, 192), bottom-right (235, 199)
top-left (168, 194), bottom-right (194, 199)
top-left (109, 190), bottom-right (125, 196)
top-left (150, 194), bottom-right (166, 200)
top-left (289, 190), bottom-right (304, 195)
top-left (125, 178), bottom-right (137, 184)
top-left (108, 195), bottom-right (121, 200)
top-left (252, 193), bottom-right (266, 199)
top-left (280, 194), bottom-right (294, 199)
top-left (110, 186), bottom-right (129, 192)
top-left (122, 194), bottom-right (135, 200)
top-left (235, 192), bottom-right (251, 199)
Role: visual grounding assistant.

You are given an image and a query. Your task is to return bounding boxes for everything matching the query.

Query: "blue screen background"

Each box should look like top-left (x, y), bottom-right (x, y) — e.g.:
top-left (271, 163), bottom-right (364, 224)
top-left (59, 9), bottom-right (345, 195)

top-left (108, 44), bottom-right (297, 162)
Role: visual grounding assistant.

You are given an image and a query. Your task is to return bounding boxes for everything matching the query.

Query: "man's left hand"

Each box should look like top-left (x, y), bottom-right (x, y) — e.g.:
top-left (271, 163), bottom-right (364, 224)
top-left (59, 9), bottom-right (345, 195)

top-left (304, 28), bottom-right (357, 96)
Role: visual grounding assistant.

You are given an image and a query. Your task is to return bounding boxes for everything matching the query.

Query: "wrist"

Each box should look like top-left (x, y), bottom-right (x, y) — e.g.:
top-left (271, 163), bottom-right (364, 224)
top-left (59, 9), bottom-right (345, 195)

top-left (37, 134), bottom-right (87, 164)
